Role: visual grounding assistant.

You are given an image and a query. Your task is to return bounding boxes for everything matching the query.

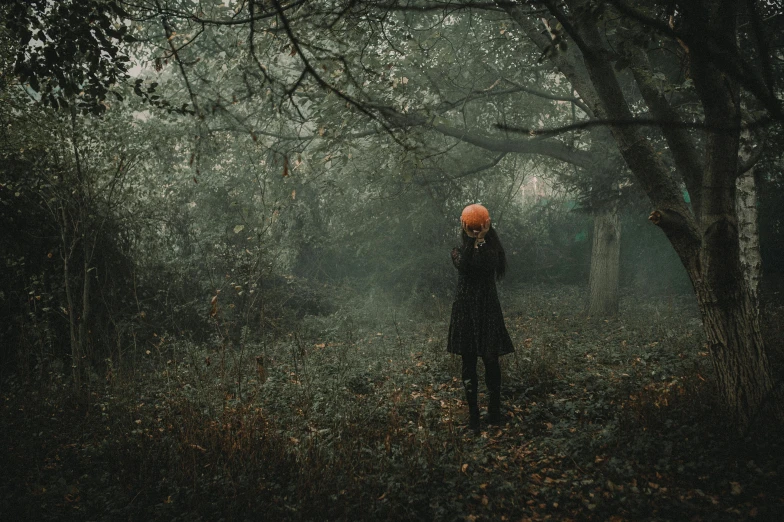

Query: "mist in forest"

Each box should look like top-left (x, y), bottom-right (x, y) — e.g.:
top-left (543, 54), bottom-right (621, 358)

top-left (2, 1), bottom-right (784, 520)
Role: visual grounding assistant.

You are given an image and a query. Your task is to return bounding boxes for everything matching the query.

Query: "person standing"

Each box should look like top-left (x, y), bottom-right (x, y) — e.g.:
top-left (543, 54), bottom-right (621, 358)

top-left (447, 204), bottom-right (515, 433)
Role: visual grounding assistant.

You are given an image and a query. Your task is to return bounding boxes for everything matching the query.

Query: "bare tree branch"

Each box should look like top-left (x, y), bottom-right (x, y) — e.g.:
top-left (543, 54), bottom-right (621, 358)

top-left (430, 120), bottom-right (594, 168)
top-left (155, 0), bottom-right (201, 117)
top-left (495, 110), bottom-right (773, 136)
top-left (271, 0), bottom-right (409, 147)
top-left (416, 152), bottom-right (508, 184)
top-left (623, 39), bottom-right (704, 214)
top-left (436, 80), bottom-right (590, 115)
top-left (187, 0), bottom-right (309, 26)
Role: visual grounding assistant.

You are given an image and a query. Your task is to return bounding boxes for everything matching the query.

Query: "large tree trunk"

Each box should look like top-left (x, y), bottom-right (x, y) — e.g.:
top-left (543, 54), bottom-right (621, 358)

top-left (693, 276), bottom-right (772, 428)
top-left (685, 3), bottom-right (778, 430)
top-left (588, 206), bottom-right (620, 316)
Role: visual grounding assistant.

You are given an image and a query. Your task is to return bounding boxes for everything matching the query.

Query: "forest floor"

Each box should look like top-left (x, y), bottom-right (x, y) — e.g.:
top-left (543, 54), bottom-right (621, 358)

top-left (2, 284), bottom-right (784, 521)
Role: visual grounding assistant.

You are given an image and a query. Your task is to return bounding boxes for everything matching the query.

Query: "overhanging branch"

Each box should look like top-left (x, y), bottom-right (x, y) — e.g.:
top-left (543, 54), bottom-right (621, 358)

top-left (431, 121), bottom-right (594, 169)
top-left (496, 116), bottom-right (771, 137)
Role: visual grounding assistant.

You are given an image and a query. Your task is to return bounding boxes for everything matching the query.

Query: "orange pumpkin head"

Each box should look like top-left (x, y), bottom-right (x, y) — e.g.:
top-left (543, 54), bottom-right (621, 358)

top-left (460, 204), bottom-right (490, 231)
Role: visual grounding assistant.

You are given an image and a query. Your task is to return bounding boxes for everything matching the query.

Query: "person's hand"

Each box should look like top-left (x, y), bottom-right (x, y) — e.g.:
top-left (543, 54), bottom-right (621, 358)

top-left (462, 221), bottom-right (478, 238)
top-left (463, 219), bottom-right (489, 238)
top-left (451, 247), bottom-right (460, 262)
top-left (476, 219), bottom-right (491, 239)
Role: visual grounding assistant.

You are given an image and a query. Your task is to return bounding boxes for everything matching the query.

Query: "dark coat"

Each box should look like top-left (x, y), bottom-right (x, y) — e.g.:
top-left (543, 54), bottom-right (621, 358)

top-left (447, 240), bottom-right (514, 357)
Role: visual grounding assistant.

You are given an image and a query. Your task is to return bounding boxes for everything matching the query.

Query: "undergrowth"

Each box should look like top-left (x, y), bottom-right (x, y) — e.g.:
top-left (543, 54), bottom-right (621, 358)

top-left (2, 285), bottom-right (783, 521)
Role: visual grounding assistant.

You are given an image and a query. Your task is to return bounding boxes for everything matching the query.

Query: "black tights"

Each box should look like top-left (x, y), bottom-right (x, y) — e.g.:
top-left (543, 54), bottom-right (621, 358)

top-left (461, 353), bottom-right (501, 411)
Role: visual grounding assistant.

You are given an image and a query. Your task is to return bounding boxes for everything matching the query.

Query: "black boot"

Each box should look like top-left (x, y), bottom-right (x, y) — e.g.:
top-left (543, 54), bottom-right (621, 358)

top-left (464, 379), bottom-right (480, 434)
top-left (468, 404), bottom-right (480, 434)
top-left (462, 355), bottom-right (480, 434)
top-left (485, 390), bottom-right (502, 425)
top-left (483, 355), bottom-right (503, 425)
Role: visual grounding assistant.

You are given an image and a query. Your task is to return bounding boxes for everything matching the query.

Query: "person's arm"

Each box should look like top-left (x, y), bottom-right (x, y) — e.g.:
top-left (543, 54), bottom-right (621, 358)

top-left (456, 221), bottom-right (496, 274)
top-left (451, 247), bottom-right (462, 269)
top-left (471, 220), bottom-right (491, 249)
top-left (463, 219), bottom-right (490, 247)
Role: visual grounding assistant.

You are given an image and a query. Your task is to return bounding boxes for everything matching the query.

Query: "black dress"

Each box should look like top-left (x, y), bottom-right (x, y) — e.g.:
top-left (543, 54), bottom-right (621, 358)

top-left (447, 241), bottom-right (514, 357)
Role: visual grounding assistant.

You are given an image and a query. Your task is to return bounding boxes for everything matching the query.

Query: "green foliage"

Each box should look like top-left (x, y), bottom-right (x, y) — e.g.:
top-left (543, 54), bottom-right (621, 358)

top-left (3, 0), bottom-right (133, 114)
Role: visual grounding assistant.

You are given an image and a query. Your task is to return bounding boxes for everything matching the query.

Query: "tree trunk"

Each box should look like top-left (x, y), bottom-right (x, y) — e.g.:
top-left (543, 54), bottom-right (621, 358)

top-left (693, 277), bottom-right (773, 429)
top-left (686, 4), bottom-right (779, 429)
top-left (78, 201), bottom-right (94, 367)
top-left (736, 161), bottom-right (761, 306)
top-left (61, 208), bottom-right (80, 390)
top-left (588, 206), bottom-right (620, 316)
top-left (79, 243), bottom-right (91, 367)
